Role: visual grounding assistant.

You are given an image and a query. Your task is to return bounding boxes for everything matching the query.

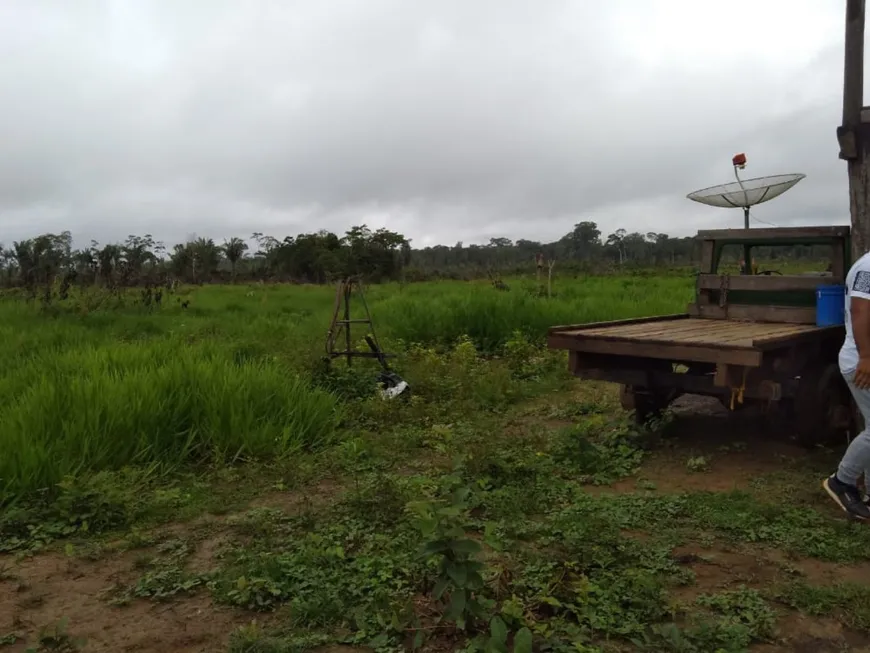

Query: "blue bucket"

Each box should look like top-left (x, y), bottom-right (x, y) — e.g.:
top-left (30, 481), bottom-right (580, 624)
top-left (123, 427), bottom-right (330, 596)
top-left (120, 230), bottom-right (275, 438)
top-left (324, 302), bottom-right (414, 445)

top-left (816, 284), bottom-right (846, 327)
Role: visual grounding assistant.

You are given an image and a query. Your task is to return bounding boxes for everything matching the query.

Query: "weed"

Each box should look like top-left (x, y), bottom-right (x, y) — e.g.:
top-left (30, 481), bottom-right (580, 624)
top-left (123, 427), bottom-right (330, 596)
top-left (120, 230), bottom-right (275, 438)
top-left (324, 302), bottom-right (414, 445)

top-left (408, 474), bottom-right (490, 633)
top-left (227, 623), bottom-right (332, 653)
top-left (111, 537), bottom-right (206, 604)
top-left (210, 512), bottom-right (424, 645)
top-left (311, 359), bottom-right (380, 401)
top-left (0, 471), bottom-right (138, 553)
top-left (23, 618), bottom-right (85, 653)
top-left (0, 633), bottom-right (20, 646)
top-left (342, 473), bottom-right (407, 527)
top-left (686, 456), bottom-right (710, 473)
top-left (503, 330), bottom-right (550, 380)
top-left (778, 581), bottom-right (870, 630)
top-left (551, 416), bottom-right (646, 484)
top-left (685, 587), bottom-right (777, 651)
top-left (121, 566), bottom-right (206, 603)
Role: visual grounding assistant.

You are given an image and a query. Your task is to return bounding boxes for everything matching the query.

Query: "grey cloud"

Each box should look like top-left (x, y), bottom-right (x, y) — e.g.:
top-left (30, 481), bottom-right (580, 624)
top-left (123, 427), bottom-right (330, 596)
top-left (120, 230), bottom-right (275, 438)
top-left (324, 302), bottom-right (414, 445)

top-left (0, 0), bottom-right (855, 248)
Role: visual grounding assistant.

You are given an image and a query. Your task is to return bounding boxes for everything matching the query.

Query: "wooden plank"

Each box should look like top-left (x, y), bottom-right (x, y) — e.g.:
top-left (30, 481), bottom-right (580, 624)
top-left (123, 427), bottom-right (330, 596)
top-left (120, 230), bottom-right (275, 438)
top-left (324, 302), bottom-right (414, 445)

top-left (695, 227), bottom-right (850, 241)
top-left (572, 322), bottom-right (727, 342)
top-left (700, 240), bottom-right (715, 274)
top-left (684, 333), bottom-right (754, 346)
top-left (557, 318), bottom-right (833, 353)
top-left (751, 324), bottom-right (843, 349)
top-left (581, 320), bottom-right (711, 338)
top-left (697, 282), bottom-right (713, 306)
top-left (696, 274), bottom-right (842, 292)
top-left (547, 333), bottom-right (763, 367)
top-left (671, 330), bottom-right (782, 347)
top-left (733, 326), bottom-right (817, 345)
top-left (687, 303), bottom-right (817, 325)
top-left (547, 314), bottom-right (688, 335)
top-left (568, 350), bottom-right (581, 375)
top-left (648, 324), bottom-right (718, 339)
top-left (577, 319), bottom-right (815, 346)
top-left (655, 321), bottom-right (766, 343)
top-left (697, 239), bottom-right (715, 305)
top-left (674, 325), bottom-right (794, 346)
top-left (832, 242), bottom-right (847, 280)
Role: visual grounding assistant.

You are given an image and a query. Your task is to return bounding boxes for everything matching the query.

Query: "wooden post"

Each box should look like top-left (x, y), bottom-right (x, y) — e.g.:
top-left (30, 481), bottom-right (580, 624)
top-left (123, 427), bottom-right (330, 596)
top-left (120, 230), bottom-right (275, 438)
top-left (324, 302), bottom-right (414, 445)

top-left (343, 281), bottom-right (352, 367)
top-left (839, 0), bottom-right (870, 262)
top-left (547, 259), bottom-right (555, 298)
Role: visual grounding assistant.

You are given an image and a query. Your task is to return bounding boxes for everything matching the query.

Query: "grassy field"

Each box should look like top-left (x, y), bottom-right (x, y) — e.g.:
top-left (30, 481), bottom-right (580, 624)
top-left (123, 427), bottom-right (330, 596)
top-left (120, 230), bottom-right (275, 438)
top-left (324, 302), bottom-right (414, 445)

top-left (1, 274), bottom-right (869, 653)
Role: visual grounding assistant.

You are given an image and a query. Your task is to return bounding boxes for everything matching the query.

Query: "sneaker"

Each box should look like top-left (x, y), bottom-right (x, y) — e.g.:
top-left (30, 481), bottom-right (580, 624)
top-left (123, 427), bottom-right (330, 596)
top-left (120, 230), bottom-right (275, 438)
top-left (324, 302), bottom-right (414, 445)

top-left (823, 475), bottom-right (870, 520)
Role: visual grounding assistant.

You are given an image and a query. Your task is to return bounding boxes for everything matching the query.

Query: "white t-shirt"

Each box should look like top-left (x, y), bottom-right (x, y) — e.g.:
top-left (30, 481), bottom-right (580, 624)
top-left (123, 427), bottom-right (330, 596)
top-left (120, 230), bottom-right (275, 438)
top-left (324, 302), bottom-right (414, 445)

top-left (840, 251), bottom-right (870, 373)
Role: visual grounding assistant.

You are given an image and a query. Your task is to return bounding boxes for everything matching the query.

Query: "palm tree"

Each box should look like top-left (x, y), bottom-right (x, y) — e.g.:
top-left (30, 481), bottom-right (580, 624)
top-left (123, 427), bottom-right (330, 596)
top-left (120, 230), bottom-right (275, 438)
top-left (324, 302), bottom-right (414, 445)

top-left (191, 238), bottom-right (221, 282)
top-left (222, 237), bottom-right (248, 281)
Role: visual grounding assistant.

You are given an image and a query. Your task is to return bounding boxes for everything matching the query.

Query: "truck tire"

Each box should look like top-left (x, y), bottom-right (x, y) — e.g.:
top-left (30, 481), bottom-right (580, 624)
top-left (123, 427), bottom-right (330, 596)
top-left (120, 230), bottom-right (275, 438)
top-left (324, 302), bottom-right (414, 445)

top-left (792, 363), bottom-right (853, 447)
top-left (620, 384), bottom-right (667, 426)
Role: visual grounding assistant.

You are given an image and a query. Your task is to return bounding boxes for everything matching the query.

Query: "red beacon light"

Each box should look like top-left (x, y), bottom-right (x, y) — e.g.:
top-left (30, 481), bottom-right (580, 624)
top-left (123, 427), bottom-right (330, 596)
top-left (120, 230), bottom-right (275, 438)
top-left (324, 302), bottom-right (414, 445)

top-left (732, 153), bottom-right (747, 169)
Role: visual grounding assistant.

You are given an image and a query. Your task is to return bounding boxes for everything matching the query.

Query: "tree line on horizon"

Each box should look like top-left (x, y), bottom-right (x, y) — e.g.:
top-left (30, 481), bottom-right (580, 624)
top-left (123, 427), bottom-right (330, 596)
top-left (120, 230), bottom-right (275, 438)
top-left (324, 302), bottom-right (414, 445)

top-left (0, 221), bottom-right (831, 291)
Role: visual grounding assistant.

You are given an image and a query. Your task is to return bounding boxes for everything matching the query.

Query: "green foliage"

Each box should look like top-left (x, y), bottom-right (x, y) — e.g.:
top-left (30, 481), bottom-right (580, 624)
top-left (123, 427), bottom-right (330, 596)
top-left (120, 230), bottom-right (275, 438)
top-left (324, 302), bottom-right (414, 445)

top-left (681, 587), bottom-right (777, 652)
top-left (503, 330), bottom-right (552, 380)
top-left (23, 618), bottom-right (85, 653)
top-left (210, 503), bottom-right (425, 647)
top-left (124, 566), bottom-right (205, 602)
top-left (408, 474), bottom-right (490, 632)
top-left (227, 624), bottom-right (332, 653)
top-left (0, 342), bottom-right (340, 498)
top-left (686, 456), bottom-right (710, 473)
top-left (0, 633), bottom-right (20, 646)
top-left (111, 537), bottom-right (207, 604)
top-left (778, 581), bottom-right (870, 630)
top-left (0, 471), bottom-right (140, 553)
top-left (5, 277), bottom-right (870, 653)
top-left (551, 416), bottom-right (647, 484)
top-left (398, 338), bottom-right (520, 411)
top-left (310, 358), bottom-right (380, 401)
top-left (379, 277), bottom-right (692, 351)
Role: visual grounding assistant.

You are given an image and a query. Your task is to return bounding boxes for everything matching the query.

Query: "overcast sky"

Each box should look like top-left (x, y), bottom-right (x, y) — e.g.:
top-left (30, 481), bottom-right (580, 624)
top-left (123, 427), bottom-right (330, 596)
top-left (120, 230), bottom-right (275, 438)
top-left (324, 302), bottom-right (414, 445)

top-left (0, 0), bottom-right (857, 248)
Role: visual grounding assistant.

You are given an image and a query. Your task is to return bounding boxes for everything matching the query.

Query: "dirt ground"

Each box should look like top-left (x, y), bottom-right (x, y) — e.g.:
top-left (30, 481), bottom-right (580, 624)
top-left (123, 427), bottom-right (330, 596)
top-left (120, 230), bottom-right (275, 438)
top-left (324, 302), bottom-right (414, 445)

top-left (0, 547), bottom-right (245, 652)
top-left (1, 394), bottom-right (868, 653)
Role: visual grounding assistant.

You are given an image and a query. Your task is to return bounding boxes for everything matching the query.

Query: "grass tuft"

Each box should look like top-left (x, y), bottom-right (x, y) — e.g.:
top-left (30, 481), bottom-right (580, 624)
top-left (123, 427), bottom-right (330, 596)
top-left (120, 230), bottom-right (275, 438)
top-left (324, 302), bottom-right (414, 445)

top-left (0, 343), bottom-right (339, 498)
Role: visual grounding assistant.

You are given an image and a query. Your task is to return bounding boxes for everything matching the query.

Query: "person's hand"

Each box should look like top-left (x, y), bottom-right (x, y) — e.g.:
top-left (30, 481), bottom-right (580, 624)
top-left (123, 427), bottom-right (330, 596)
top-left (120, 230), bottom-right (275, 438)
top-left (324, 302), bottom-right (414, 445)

top-left (856, 356), bottom-right (870, 390)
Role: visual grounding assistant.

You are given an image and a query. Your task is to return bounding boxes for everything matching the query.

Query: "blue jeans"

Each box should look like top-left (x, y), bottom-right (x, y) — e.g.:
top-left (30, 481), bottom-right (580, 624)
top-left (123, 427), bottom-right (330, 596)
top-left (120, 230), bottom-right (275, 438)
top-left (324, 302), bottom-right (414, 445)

top-left (837, 370), bottom-right (870, 486)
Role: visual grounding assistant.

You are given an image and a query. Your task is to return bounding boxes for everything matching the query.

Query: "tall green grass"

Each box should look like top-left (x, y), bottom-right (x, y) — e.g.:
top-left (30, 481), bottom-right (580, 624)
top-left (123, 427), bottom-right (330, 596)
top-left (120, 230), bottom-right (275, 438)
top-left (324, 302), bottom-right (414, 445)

top-left (376, 276), bottom-right (693, 350)
top-left (0, 340), bottom-right (340, 498)
top-left (0, 273), bottom-right (693, 500)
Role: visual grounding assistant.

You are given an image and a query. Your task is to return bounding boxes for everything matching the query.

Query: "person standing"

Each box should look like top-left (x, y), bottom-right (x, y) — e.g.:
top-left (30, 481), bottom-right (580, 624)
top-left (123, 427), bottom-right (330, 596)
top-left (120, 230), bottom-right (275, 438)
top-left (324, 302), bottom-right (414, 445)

top-left (823, 251), bottom-right (870, 519)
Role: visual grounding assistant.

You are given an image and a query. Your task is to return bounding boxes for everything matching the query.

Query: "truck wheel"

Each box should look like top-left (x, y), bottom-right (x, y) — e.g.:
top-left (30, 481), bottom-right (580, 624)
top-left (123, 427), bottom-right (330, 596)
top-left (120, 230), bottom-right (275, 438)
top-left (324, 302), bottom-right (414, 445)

top-left (793, 363), bottom-right (853, 447)
top-left (620, 384), bottom-right (666, 425)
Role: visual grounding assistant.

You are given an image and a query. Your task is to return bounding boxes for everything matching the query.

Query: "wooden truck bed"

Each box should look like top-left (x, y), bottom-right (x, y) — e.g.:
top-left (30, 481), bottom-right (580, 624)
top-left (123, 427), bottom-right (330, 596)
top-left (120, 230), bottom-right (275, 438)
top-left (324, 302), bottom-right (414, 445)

top-left (547, 314), bottom-right (843, 367)
top-left (543, 227), bottom-right (854, 438)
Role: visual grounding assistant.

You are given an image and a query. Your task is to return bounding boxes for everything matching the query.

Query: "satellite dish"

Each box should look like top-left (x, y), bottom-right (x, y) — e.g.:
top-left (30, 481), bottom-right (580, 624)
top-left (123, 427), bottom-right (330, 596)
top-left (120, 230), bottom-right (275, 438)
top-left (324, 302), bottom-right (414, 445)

top-left (687, 153), bottom-right (805, 227)
top-left (686, 154), bottom-right (806, 274)
top-left (687, 173), bottom-right (806, 210)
